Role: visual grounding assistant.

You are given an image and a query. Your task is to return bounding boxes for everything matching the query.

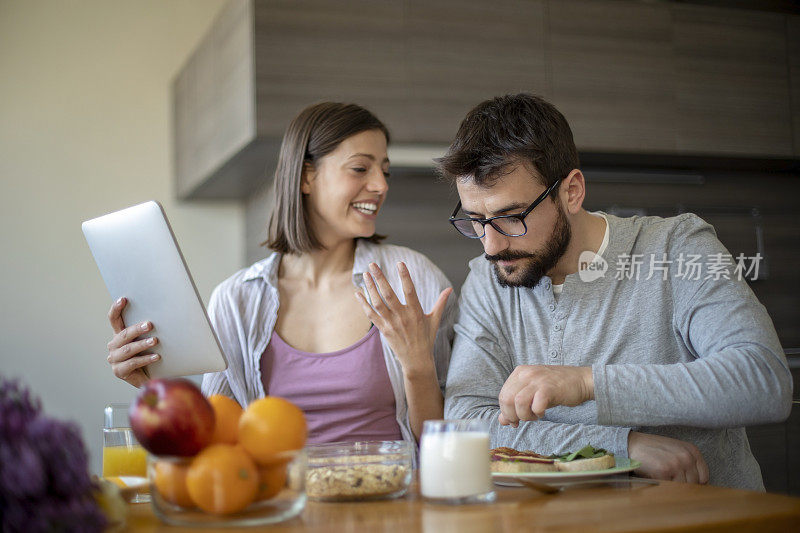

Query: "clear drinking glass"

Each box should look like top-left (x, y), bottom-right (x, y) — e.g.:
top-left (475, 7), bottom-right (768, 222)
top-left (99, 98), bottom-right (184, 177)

top-left (419, 419), bottom-right (496, 505)
top-left (102, 403), bottom-right (150, 503)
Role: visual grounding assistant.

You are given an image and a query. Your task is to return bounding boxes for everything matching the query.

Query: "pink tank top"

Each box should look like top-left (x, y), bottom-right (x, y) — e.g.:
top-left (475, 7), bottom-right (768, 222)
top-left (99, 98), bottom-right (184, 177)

top-left (260, 326), bottom-right (402, 444)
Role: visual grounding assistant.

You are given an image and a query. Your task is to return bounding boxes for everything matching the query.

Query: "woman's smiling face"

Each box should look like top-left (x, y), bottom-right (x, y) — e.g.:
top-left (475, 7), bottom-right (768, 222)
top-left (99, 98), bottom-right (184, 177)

top-left (301, 129), bottom-right (390, 246)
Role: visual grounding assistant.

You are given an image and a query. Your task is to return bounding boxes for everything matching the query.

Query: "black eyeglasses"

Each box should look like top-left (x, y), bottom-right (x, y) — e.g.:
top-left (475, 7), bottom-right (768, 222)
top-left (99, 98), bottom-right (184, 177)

top-left (449, 179), bottom-right (562, 239)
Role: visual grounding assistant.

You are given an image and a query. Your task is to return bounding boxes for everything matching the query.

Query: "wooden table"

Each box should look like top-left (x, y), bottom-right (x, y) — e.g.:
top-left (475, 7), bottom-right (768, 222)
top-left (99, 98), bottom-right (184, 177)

top-left (124, 479), bottom-right (800, 532)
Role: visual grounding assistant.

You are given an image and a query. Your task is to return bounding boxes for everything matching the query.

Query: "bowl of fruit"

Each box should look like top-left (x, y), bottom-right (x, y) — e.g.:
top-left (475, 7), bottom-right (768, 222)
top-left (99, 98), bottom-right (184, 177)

top-left (130, 378), bottom-right (307, 527)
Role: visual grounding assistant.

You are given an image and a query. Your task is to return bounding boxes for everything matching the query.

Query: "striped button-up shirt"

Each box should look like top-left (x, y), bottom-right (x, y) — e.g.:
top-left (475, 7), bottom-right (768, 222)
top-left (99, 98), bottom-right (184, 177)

top-left (201, 239), bottom-right (456, 455)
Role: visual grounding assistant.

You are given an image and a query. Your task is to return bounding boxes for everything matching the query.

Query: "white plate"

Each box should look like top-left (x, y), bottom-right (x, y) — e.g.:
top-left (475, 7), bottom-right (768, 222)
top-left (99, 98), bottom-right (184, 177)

top-left (492, 457), bottom-right (641, 486)
top-left (102, 475), bottom-right (148, 489)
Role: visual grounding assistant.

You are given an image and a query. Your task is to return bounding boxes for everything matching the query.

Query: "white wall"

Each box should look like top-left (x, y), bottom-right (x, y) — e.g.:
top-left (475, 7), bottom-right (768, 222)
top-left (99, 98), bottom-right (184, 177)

top-left (0, 0), bottom-right (242, 473)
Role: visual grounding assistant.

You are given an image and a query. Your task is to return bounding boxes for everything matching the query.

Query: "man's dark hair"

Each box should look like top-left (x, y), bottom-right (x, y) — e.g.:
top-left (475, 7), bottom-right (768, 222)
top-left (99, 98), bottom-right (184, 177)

top-left (436, 93), bottom-right (579, 194)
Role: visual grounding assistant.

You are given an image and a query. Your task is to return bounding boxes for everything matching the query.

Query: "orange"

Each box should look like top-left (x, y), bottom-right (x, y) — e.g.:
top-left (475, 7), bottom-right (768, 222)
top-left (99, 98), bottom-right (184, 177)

top-left (256, 463), bottom-right (287, 501)
top-left (152, 459), bottom-right (193, 508)
top-left (239, 397), bottom-right (307, 466)
top-left (208, 394), bottom-right (243, 445)
top-left (186, 444), bottom-right (258, 515)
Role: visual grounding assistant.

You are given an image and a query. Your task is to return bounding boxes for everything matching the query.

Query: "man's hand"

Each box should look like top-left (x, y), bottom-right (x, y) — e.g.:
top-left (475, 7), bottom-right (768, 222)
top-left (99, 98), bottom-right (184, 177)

top-left (497, 365), bottom-right (594, 426)
top-left (628, 432), bottom-right (709, 484)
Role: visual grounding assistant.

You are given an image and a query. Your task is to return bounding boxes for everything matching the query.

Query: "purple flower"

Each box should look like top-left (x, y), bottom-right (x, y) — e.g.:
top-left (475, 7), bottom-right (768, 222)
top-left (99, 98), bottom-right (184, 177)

top-left (26, 417), bottom-right (92, 497)
top-left (0, 377), bottom-right (106, 533)
top-left (4, 494), bottom-right (106, 533)
top-left (0, 377), bottom-right (41, 440)
top-left (0, 441), bottom-right (46, 498)
top-left (1, 499), bottom-right (31, 533)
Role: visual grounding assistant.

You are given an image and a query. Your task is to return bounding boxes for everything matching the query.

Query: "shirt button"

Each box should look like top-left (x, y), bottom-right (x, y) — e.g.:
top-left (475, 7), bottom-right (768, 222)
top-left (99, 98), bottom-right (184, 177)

top-left (548, 304), bottom-right (555, 312)
top-left (554, 324), bottom-right (561, 331)
top-left (544, 282), bottom-right (552, 290)
top-left (549, 350), bottom-right (558, 359)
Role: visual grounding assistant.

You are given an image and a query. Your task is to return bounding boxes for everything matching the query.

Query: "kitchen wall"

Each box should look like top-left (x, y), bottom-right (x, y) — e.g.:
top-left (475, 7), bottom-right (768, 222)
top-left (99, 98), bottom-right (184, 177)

top-left (0, 0), bottom-right (238, 474)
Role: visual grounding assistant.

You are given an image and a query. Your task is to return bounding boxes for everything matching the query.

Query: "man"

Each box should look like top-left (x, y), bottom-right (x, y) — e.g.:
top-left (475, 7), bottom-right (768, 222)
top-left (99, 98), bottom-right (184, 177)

top-left (439, 93), bottom-right (791, 490)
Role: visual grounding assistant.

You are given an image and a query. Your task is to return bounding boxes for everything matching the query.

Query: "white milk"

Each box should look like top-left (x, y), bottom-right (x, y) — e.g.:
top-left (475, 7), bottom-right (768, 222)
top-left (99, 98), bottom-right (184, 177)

top-left (419, 431), bottom-right (491, 498)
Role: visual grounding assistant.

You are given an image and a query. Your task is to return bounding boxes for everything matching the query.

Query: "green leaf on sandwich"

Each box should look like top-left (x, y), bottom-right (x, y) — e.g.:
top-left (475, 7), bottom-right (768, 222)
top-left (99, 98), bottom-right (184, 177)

top-left (551, 444), bottom-right (610, 462)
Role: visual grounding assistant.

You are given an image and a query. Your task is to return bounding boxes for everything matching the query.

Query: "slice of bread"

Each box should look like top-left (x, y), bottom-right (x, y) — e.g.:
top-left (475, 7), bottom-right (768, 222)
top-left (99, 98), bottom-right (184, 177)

top-left (555, 453), bottom-right (616, 472)
top-left (491, 459), bottom-right (557, 473)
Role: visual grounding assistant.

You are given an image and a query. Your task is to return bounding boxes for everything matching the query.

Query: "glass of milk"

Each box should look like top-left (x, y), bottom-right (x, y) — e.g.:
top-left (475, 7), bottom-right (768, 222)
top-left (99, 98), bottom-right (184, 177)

top-left (419, 419), bottom-right (496, 504)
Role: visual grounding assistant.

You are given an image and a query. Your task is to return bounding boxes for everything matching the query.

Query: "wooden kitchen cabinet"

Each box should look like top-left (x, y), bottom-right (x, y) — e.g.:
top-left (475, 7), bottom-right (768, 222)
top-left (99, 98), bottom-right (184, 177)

top-left (174, 0), bottom-right (799, 199)
top-left (173, 0), bottom-right (255, 198)
top-left (405, 0), bottom-right (548, 143)
top-left (548, 0), bottom-right (676, 153)
top-left (787, 15), bottom-right (800, 158)
top-left (673, 5), bottom-right (792, 157)
top-left (252, 0), bottom-right (409, 141)
top-left (747, 365), bottom-right (800, 495)
top-left (174, 0), bottom-right (409, 199)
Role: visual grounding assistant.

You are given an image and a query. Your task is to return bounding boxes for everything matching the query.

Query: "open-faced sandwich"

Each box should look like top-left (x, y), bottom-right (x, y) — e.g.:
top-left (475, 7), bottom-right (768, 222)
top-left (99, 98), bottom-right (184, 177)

top-left (490, 447), bottom-right (557, 473)
top-left (490, 445), bottom-right (615, 473)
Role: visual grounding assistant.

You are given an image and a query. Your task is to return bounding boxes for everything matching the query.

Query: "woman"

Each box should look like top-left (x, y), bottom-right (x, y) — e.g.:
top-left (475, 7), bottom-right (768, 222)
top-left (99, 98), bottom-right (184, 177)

top-left (106, 102), bottom-right (455, 445)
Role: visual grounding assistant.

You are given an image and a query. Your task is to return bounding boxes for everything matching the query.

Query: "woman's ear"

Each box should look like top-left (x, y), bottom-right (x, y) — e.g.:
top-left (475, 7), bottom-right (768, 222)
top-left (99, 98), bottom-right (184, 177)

top-left (300, 162), bottom-right (315, 195)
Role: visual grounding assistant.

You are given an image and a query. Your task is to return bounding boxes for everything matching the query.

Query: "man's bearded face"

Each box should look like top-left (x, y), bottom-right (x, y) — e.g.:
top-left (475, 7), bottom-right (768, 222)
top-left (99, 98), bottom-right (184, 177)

top-left (485, 201), bottom-right (571, 288)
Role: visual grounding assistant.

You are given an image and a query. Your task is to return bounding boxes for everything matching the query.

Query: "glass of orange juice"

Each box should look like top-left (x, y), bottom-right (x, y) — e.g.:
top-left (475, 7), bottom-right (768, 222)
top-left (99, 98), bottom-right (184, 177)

top-left (103, 404), bottom-right (150, 503)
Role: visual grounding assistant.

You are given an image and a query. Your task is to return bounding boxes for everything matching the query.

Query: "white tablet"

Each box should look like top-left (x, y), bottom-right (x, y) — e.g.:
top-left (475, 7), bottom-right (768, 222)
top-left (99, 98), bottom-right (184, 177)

top-left (82, 201), bottom-right (228, 379)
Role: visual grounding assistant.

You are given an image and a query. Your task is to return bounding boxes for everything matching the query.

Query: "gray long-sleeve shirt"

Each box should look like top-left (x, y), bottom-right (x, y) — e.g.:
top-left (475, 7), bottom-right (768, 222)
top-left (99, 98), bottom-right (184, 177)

top-left (444, 213), bottom-right (792, 490)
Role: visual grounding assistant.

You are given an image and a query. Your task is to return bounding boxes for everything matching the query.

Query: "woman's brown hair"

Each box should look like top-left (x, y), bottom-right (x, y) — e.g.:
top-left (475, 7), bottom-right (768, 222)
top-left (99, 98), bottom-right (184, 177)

top-left (265, 102), bottom-right (390, 254)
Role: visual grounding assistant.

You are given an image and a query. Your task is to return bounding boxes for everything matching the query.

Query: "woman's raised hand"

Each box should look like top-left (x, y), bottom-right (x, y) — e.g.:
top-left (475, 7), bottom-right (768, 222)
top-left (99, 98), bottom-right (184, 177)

top-left (106, 297), bottom-right (160, 388)
top-left (355, 262), bottom-right (452, 377)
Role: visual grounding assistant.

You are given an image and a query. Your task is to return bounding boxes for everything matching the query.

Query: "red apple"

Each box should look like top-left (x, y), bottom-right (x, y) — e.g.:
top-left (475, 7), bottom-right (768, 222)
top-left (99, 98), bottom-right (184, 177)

top-left (129, 378), bottom-right (215, 457)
